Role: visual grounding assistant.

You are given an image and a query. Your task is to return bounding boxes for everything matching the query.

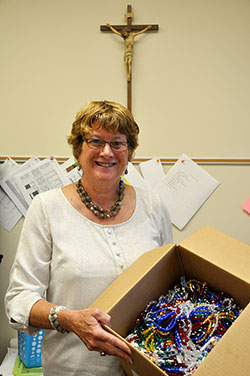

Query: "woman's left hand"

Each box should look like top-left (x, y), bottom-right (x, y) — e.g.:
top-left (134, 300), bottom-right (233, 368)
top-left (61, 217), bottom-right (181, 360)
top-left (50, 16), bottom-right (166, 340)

top-left (58, 307), bottom-right (133, 364)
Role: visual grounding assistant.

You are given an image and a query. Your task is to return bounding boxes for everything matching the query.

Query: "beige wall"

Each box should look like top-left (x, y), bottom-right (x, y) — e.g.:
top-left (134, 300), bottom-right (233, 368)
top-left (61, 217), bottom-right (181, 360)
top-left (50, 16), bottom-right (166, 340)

top-left (0, 0), bottom-right (250, 363)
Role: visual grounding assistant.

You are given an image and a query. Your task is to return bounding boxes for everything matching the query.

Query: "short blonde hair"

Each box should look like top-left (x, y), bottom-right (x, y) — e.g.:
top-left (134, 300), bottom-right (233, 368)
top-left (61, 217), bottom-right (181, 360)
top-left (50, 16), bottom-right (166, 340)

top-left (67, 100), bottom-right (139, 161)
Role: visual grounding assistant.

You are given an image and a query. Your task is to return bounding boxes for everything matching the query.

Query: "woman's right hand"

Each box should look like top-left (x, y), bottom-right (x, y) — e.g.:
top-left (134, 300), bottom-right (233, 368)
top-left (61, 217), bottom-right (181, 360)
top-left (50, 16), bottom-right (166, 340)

top-left (59, 308), bottom-right (133, 364)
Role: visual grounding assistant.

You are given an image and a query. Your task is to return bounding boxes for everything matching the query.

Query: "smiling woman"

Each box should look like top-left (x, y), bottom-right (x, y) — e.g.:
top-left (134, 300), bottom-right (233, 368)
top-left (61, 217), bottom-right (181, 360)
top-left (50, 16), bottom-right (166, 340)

top-left (67, 100), bottom-right (139, 163)
top-left (66, 101), bottom-right (139, 220)
top-left (76, 127), bottom-right (129, 197)
top-left (5, 100), bottom-right (173, 376)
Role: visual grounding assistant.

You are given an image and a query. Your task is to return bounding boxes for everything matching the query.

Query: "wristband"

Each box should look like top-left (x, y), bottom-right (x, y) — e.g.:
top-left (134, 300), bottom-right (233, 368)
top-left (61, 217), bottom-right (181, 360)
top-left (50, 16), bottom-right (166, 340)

top-left (49, 305), bottom-right (69, 334)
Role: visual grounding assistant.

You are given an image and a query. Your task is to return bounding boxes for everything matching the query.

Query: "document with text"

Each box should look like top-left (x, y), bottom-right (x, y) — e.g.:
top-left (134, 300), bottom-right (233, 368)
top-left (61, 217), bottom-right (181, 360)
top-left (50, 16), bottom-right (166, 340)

top-left (0, 158), bottom-right (22, 231)
top-left (155, 154), bottom-right (220, 230)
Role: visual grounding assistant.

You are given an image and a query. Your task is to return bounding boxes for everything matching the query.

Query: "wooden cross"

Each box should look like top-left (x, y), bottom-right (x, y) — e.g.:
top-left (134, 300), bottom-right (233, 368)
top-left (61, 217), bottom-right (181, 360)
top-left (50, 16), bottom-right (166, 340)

top-left (101, 5), bottom-right (159, 113)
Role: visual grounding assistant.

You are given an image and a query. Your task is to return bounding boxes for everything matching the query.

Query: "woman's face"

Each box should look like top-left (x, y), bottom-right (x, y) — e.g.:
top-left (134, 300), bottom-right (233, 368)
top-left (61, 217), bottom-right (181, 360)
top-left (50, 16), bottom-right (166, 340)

top-left (78, 127), bottom-right (128, 187)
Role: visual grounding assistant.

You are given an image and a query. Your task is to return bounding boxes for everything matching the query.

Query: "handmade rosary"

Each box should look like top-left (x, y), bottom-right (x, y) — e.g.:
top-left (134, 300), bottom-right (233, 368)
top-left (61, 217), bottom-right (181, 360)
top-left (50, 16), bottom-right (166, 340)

top-left (126, 276), bottom-right (241, 376)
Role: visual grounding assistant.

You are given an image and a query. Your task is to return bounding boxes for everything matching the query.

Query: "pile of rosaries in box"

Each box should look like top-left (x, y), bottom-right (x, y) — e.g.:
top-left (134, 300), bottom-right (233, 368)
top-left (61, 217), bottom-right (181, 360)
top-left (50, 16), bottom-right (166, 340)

top-left (126, 276), bottom-right (241, 375)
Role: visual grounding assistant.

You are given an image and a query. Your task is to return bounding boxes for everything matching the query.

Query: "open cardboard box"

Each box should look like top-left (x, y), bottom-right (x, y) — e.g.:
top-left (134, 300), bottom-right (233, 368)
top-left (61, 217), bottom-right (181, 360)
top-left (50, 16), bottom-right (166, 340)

top-left (90, 226), bottom-right (250, 376)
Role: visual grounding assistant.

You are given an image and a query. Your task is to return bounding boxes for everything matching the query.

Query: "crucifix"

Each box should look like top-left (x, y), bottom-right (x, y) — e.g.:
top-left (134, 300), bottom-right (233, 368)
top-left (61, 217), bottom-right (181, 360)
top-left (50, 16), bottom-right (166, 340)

top-left (101, 5), bottom-right (159, 113)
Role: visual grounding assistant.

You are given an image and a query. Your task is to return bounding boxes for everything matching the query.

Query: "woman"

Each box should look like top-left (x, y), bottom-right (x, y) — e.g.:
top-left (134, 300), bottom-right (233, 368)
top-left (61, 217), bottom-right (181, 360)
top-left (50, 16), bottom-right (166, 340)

top-left (5, 100), bottom-right (173, 376)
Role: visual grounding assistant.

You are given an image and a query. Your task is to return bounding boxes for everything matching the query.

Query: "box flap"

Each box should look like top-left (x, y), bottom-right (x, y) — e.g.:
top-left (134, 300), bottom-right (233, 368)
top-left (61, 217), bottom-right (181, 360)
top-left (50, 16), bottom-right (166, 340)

top-left (89, 243), bottom-right (176, 313)
top-left (193, 303), bottom-right (250, 376)
top-left (180, 226), bottom-right (250, 283)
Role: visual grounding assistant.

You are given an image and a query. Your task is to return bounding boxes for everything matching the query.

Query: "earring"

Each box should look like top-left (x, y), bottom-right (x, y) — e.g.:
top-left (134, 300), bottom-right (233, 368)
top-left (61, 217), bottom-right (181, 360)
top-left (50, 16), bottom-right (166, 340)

top-left (77, 161), bottom-right (82, 171)
top-left (124, 167), bottom-right (128, 175)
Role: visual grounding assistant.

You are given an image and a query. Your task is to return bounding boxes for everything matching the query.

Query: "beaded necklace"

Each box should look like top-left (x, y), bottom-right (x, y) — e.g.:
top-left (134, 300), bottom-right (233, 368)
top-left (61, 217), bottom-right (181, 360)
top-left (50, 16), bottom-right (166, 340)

top-left (76, 179), bottom-right (125, 219)
top-left (126, 276), bottom-right (241, 376)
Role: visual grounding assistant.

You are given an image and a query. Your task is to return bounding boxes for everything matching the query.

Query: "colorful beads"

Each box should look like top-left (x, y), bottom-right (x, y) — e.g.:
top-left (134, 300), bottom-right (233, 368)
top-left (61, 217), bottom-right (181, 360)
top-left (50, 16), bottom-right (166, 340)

top-left (126, 276), bottom-right (241, 376)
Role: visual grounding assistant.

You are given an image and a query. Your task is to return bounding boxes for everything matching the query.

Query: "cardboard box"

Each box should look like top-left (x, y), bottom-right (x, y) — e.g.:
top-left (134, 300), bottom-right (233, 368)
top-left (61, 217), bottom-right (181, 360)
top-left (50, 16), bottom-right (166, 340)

top-left (90, 226), bottom-right (250, 376)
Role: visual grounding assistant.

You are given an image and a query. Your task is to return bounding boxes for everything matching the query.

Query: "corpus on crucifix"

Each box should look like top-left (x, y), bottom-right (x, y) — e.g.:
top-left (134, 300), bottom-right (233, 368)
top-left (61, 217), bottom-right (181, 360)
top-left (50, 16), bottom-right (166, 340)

top-left (106, 23), bottom-right (152, 83)
top-left (101, 5), bottom-right (158, 112)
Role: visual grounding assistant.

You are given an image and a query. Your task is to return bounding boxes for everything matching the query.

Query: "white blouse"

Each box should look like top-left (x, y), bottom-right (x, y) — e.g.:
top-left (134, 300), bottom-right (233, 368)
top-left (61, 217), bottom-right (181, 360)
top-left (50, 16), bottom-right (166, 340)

top-left (5, 186), bottom-right (172, 376)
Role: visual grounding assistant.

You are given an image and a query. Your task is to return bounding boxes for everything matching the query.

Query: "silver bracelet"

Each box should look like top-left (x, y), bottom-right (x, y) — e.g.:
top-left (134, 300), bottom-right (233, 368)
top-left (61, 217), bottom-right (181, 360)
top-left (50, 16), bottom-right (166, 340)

top-left (48, 305), bottom-right (69, 334)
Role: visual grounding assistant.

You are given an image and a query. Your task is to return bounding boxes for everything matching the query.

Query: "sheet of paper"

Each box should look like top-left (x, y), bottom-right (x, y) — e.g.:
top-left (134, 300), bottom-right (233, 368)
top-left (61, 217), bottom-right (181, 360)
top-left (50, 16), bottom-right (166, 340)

top-left (0, 186), bottom-right (22, 232)
top-left (139, 158), bottom-right (165, 189)
top-left (122, 162), bottom-right (150, 190)
top-left (155, 154), bottom-right (220, 230)
top-left (0, 158), bottom-right (22, 231)
top-left (1, 156), bottom-right (40, 216)
top-left (0, 157), bottom-right (19, 180)
top-left (60, 157), bottom-right (82, 183)
top-left (14, 157), bottom-right (71, 206)
top-left (242, 197), bottom-right (250, 215)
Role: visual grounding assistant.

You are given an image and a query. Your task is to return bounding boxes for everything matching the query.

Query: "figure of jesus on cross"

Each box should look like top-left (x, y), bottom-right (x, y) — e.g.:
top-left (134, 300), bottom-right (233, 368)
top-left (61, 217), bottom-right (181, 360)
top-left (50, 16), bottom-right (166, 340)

top-left (106, 23), bottom-right (152, 82)
top-left (101, 5), bottom-right (158, 112)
